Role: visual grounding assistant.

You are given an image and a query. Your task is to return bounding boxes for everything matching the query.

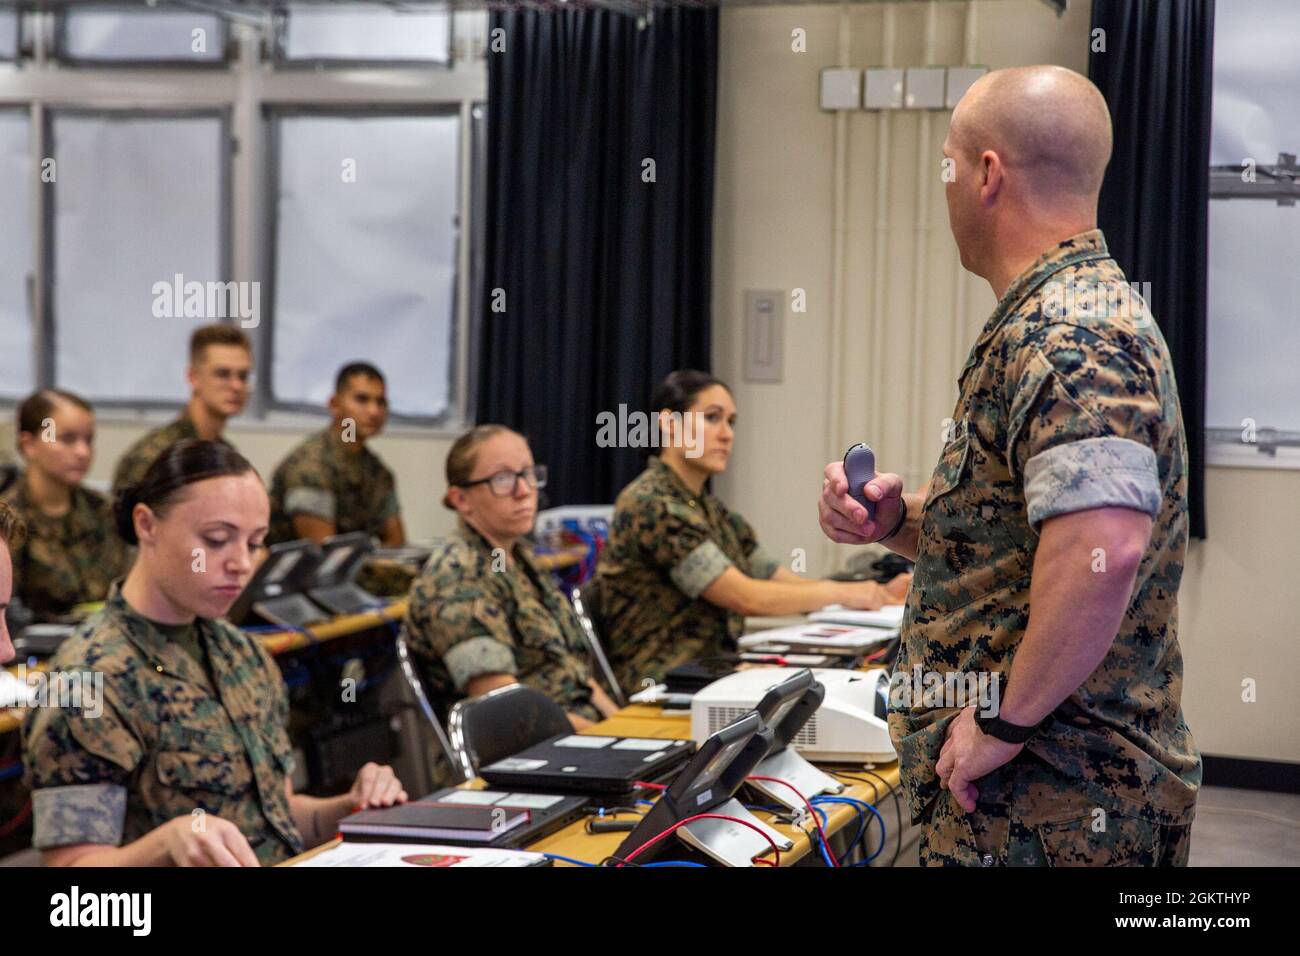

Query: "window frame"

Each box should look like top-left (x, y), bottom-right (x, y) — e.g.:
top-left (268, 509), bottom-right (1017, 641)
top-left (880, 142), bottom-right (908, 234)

top-left (262, 103), bottom-right (465, 426)
top-left (0, 6), bottom-right (484, 438)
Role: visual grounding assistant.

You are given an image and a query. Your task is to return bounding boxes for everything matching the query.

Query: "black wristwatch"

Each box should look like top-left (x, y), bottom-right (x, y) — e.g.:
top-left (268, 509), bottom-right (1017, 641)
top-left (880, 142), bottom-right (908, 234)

top-left (974, 709), bottom-right (1045, 744)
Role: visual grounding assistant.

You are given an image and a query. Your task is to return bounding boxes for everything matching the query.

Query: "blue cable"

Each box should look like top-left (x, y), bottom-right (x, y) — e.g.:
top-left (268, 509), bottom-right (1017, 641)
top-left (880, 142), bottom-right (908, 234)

top-left (641, 861), bottom-right (707, 868)
top-left (807, 804), bottom-right (835, 867)
top-left (543, 852), bottom-right (597, 868)
top-left (814, 795), bottom-right (886, 864)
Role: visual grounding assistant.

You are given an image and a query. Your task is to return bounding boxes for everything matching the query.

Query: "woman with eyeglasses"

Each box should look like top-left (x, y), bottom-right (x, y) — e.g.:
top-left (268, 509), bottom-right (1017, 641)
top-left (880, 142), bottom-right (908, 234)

top-left (596, 369), bottom-right (911, 691)
top-left (2, 389), bottom-right (128, 623)
top-left (403, 425), bottom-right (619, 730)
top-left (24, 440), bottom-right (406, 866)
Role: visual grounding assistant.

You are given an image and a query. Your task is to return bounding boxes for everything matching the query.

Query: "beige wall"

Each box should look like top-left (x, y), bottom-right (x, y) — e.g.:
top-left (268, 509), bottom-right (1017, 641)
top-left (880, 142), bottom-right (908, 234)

top-left (710, 1), bottom-right (1300, 763)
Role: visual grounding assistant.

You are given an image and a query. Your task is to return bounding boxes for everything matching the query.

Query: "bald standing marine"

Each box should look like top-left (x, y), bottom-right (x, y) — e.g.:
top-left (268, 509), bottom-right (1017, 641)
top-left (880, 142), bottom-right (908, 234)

top-left (819, 66), bottom-right (1200, 866)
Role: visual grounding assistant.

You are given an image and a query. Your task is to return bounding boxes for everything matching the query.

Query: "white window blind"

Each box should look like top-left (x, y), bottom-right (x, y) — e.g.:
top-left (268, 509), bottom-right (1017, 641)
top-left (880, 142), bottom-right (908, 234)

top-left (271, 113), bottom-right (459, 418)
top-left (51, 113), bottom-right (225, 402)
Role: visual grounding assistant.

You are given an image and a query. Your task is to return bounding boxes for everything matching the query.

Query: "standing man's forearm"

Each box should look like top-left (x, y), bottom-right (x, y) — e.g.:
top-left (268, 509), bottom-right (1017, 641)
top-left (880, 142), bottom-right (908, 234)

top-left (997, 507), bottom-right (1151, 728)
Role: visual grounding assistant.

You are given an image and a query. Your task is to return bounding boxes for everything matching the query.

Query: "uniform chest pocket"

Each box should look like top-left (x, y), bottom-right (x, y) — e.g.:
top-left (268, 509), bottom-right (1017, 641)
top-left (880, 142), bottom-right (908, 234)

top-left (155, 730), bottom-right (254, 796)
top-left (916, 417), bottom-right (1030, 613)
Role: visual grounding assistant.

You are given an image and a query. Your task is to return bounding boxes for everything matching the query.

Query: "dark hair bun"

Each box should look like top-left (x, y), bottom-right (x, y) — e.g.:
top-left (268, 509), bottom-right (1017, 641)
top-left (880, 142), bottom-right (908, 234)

top-left (112, 439), bottom-right (257, 546)
top-left (113, 485), bottom-right (141, 545)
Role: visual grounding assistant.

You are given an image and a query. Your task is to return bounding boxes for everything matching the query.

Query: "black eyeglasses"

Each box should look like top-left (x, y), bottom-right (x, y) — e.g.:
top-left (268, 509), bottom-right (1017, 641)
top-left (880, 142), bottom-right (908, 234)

top-left (459, 465), bottom-right (548, 497)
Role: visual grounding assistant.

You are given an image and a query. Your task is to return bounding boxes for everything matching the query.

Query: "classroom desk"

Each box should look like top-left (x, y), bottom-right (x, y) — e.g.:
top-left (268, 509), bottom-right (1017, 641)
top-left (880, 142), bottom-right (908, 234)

top-left (283, 701), bottom-right (902, 868)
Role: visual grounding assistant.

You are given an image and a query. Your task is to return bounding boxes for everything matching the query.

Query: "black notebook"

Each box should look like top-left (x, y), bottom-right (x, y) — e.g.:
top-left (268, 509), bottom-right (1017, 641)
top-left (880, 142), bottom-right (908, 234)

top-left (340, 802), bottom-right (530, 843)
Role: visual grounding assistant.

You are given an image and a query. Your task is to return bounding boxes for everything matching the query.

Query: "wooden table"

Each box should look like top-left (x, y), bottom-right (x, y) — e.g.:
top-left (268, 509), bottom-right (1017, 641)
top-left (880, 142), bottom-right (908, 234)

top-left (284, 702), bottom-right (901, 868)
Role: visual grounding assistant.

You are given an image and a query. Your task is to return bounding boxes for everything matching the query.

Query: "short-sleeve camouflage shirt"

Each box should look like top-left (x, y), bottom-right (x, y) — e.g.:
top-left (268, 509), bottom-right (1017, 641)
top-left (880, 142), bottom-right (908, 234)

top-left (595, 457), bottom-right (780, 691)
top-left (111, 413), bottom-right (228, 496)
top-left (22, 586), bottom-right (303, 865)
top-left (892, 230), bottom-right (1201, 828)
top-left (1, 481), bottom-right (128, 623)
top-left (402, 521), bottom-right (599, 722)
top-left (267, 428), bottom-right (400, 545)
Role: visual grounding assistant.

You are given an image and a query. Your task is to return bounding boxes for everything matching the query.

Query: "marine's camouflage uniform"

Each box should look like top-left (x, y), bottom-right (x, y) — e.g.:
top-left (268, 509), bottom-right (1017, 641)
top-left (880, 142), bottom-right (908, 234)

top-left (22, 586), bottom-right (303, 865)
top-left (895, 230), bottom-right (1200, 866)
top-left (403, 521), bottom-right (600, 722)
top-left (1, 481), bottom-right (128, 623)
top-left (111, 413), bottom-right (229, 496)
top-left (267, 428), bottom-right (399, 546)
top-left (595, 457), bottom-right (780, 692)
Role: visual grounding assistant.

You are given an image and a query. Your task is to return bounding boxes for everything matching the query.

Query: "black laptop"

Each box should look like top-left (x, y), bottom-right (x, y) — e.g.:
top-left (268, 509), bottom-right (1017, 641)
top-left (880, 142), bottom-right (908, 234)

top-left (308, 532), bottom-right (384, 615)
top-left (480, 734), bottom-right (696, 796)
top-left (340, 787), bottom-right (588, 849)
top-left (227, 540), bottom-right (329, 630)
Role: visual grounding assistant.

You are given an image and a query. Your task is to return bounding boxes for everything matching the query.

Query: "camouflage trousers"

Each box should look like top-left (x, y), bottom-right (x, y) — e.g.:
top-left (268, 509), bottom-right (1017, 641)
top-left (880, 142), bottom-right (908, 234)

top-left (919, 786), bottom-right (1193, 867)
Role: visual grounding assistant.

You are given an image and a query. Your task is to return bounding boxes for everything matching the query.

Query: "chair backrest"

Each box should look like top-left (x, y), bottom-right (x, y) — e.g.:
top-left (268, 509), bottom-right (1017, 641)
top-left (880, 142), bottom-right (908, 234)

top-left (570, 577), bottom-right (627, 708)
top-left (394, 631), bottom-right (463, 781)
top-left (447, 683), bottom-right (573, 779)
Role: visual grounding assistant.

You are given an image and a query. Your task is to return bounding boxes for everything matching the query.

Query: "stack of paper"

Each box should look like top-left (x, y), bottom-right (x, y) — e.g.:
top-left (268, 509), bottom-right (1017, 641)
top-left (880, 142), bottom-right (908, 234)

top-left (808, 604), bottom-right (905, 629)
top-left (738, 622), bottom-right (896, 651)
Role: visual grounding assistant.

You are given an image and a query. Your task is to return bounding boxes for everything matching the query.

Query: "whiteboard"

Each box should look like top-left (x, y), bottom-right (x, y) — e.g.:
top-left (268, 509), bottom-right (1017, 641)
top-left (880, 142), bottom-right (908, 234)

top-left (1206, 0), bottom-right (1300, 433)
top-left (271, 114), bottom-right (458, 419)
top-left (51, 114), bottom-right (224, 402)
top-left (0, 111), bottom-right (33, 399)
top-left (281, 4), bottom-right (450, 63)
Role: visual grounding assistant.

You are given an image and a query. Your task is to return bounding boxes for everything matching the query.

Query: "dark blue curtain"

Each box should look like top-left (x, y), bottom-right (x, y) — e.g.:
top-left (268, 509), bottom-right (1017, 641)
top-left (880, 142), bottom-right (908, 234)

top-left (1089, 0), bottom-right (1214, 538)
top-left (479, 7), bottom-right (718, 507)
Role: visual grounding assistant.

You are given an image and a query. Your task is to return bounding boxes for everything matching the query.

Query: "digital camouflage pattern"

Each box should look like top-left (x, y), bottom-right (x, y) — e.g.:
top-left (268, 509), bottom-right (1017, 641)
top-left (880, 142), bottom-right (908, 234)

top-left (23, 586), bottom-right (302, 865)
top-left (1, 481), bottom-right (128, 622)
top-left (921, 781), bottom-right (1191, 866)
top-left (111, 413), bottom-right (228, 496)
top-left (893, 230), bottom-right (1200, 865)
top-left (267, 428), bottom-right (399, 545)
top-left (403, 520), bottom-right (599, 722)
top-left (595, 456), bottom-right (780, 692)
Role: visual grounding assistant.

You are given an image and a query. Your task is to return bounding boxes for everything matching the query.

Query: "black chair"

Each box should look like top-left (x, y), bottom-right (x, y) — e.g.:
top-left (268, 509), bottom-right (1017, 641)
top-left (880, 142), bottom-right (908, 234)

top-left (393, 631), bottom-right (462, 780)
top-left (446, 684), bottom-right (573, 781)
top-left (570, 577), bottom-right (627, 707)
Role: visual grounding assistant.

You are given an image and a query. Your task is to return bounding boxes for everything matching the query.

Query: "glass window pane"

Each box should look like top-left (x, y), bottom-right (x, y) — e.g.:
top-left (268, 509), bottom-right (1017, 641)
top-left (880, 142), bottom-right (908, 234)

top-left (0, 10), bottom-right (18, 61)
top-left (281, 3), bottom-right (450, 64)
top-left (51, 113), bottom-right (225, 403)
top-left (1207, 0), bottom-right (1300, 432)
top-left (60, 8), bottom-right (225, 63)
top-left (272, 114), bottom-right (459, 418)
top-left (0, 111), bottom-right (34, 399)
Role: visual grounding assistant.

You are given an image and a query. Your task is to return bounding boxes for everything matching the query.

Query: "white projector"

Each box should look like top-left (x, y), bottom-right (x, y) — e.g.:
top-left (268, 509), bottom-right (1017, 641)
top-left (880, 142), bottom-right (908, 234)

top-left (691, 667), bottom-right (896, 764)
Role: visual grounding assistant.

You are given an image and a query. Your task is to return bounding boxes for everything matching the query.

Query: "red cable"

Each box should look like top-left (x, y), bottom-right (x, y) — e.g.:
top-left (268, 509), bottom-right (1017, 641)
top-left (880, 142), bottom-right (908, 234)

top-left (747, 774), bottom-right (838, 867)
top-left (618, 812), bottom-right (781, 867)
top-left (0, 799), bottom-right (32, 839)
top-left (632, 780), bottom-right (666, 790)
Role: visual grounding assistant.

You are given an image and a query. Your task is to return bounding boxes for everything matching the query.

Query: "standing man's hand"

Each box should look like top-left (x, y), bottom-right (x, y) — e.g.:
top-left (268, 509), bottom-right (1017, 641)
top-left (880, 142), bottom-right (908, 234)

top-left (818, 461), bottom-right (906, 545)
top-left (935, 707), bottom-right (1023, 813)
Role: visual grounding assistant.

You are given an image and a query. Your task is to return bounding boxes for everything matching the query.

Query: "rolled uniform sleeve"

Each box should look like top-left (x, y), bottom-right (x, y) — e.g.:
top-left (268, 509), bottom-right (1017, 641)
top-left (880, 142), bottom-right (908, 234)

top-left (283, 485), bottom-right (336, 523)
top-left (1007, 325), bottom-right (1163, 530)
top-left (403, 570), bottom-right (518, 693)
top-left (23, 694), bottom-right (143, 850)
top-left (635, 499), bottom-right (732, 599)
